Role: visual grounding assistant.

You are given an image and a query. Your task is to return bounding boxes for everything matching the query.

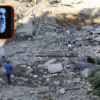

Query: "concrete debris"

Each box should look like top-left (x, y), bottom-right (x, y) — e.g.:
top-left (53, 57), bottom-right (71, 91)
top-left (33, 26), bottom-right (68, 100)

top-left (44, 59), bottom-right (57, 66)
top-left (20, 65), bottom-right (27, 68)
top-left (48, 63), bottom-right (63, 73)
top-left (81, 68), bottom-right (89, 78)
top-left (26, 68), bottom-right (33, 75)
top-left (59, 88), bottom-right (65, 95)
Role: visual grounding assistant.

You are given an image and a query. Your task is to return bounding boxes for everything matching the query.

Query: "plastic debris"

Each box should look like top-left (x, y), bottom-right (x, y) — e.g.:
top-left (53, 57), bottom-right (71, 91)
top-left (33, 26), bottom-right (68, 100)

top-left (38, 78), bottom-right (42, 80)
top-left (46, 78), bottom-right (49, 82)
top-left (66, 30), bottom-right (70, 34)
top-left (68, 44), bottom-right (71, 47)
top-left (27, 66), bottom-right (31, 69)
top-left (34, 75), bottom-right (38, 78)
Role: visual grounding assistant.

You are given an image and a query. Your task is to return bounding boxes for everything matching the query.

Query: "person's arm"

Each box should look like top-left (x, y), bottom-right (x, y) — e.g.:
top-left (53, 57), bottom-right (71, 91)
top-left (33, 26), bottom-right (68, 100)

top-left (11, 68), bottom-right (14, 72)
top-left (11, 65), bottom-right (14, 72)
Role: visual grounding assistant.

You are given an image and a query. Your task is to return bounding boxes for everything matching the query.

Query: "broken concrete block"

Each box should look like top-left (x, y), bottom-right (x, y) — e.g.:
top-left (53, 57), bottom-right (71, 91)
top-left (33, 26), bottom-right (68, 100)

top-left (81, 68), bottom-right (89, 78)
top-left (59, 88), bottom-right (65, 95)
top-left (48, 63), bottom-right (63, 73)
top-left (44, 59), bottom-right (57, 66)
top-left (26, 68), bottom-right (33, 75)
top-left (20, 44), bottom-right (28, 48)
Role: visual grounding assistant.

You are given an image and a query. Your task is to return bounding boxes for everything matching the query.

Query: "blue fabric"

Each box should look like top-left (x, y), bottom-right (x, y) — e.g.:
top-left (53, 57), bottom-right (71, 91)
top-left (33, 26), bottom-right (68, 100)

top-left (6, 74), bottom-right (11, 84)
top-left (5, 64), bottom-right (13, 74)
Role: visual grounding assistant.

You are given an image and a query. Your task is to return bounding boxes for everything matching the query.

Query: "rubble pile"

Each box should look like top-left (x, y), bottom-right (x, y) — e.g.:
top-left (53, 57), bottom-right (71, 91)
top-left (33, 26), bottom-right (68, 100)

top-left (1, 1), bottom-right (100, 99)
top-left (1, 13), bottom-right (100, 99)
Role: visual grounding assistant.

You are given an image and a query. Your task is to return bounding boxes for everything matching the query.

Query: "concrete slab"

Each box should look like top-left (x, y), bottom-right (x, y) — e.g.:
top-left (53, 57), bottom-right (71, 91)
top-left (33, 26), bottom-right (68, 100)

top-left (48, 63), bottom-right (63, 73)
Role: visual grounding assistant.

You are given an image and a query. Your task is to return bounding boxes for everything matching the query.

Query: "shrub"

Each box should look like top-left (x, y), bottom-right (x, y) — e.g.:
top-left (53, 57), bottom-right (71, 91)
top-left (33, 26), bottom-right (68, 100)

top-left (87, 67), bottom-right (100, 97)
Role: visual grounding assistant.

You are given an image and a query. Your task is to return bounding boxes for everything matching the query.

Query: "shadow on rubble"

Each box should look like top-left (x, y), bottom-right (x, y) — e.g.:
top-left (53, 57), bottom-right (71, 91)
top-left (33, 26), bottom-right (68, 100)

top-left (56, 8), bottom-right (100, 27)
